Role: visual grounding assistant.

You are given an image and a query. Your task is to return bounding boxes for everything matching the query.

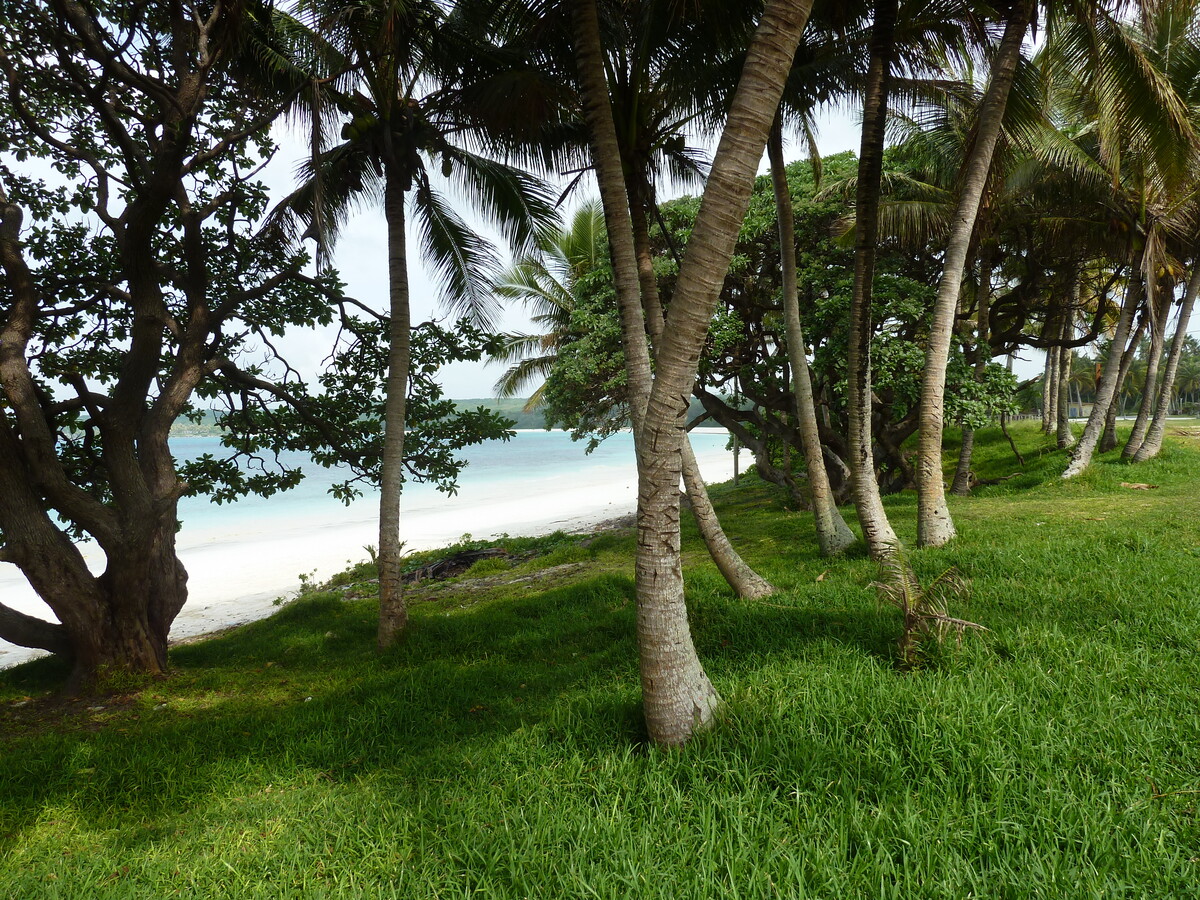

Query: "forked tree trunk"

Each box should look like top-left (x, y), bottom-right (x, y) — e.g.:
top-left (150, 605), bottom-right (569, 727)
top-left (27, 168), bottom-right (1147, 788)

top-left (629, 184), bottom-right (773, 598)
top-left (916, 0), bottom-right (1032, 547)
top-left (1122, 278), bottom-right (1171, 458)
top-left (377, 174), bottom-right (413, 649)
top-left (1064, 265), bottom-right (1144, 478)
top-left (576, 0), bottom-right (813, 746)
top-left (0, 425), bottom-right (186, 690)
top-left (1133, 263), bottom-right (1199, 461)
top-left (847, 0), bottom-right (901, 559)
top-left (768, 123), bottom-right (856, 555)
top-left (569, 0), bottom-right (714, 746)
top-left (1100, 313), bottom-right (1147, 452)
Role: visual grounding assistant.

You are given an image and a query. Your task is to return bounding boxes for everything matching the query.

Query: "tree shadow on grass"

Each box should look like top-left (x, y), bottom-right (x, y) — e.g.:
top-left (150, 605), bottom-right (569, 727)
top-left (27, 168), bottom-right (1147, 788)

top-left (0, 565), bottom-right (913, 844)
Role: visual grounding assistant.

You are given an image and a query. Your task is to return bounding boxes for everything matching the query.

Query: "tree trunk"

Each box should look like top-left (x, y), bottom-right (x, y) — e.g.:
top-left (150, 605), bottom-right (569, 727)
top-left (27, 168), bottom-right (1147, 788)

top-left (1044, 344), bottom-right (1060, 434)
top-left (950, 428), bottom-right (975, 495)
top-left (1122, 277), bottom-right (1171, 458)
top-left (951, 250), bottom-right (994, 496)
top-left (768, 122), bottom-right (856, 555)
top-left (1132, 262), bottom-right (1200, 461)
top-left (377, 173), bottom-right (412, 649)
top-left (0, 425), bottom-right (185, 690)
top-left (1063, 265), bottom-right (1144, 478)
top-left (847, 0), bottom-right (901, 559)
top-left (629, 181), bottom-right (773, 599)
top-left (1041, 346), bottom-right (1055, 433)
top-left (578, 0), bottom-right (813, 746)
top-left (1100, 313), bottom-right (1147, 452)
top-left (1056, 314), bottom-right (1074, 448)
top-left (916, 0), bottom-right (1032, 547)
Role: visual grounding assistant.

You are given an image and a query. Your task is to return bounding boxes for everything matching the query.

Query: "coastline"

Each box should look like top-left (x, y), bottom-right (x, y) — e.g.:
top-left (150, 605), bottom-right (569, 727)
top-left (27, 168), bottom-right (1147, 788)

top-left (0, 435), bottom-right (738, 671)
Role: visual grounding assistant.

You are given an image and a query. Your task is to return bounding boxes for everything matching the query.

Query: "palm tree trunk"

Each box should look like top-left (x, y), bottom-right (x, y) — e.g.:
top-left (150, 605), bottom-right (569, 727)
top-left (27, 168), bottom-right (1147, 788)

top-left (1132, 263), bottom-right (1200, 461)
top-left (628, 182), bottom-right (773, 598)
top-left (377, 173), bottom-right (412, 649)
top-left (847, 0), bottom-right (901, 559)
top-left (768, 122), bottom-right (856, 555)
top-left (951, 250), bottom-right (994, 496)
top-left (1064, 265), bottom-right (1143, 478)
top-left (1045, 343), bottom-right (1061, 434)
top-left (1100, 313), bottom-right (1147, 452)
top-left (1122, 277), bottom-right (1171, 458)
top-left (1041, 347), bottom-right (1055, 433)
top-left (1056, 314), bottom-right (1074, 448)
top-left (916, 0), bottom-right (1032, 547)
top-left (612, 0), bottom-right (813, 746)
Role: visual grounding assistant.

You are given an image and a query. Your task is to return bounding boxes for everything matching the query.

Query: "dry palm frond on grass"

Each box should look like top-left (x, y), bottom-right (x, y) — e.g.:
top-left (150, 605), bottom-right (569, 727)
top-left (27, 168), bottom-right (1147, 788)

top-left (873, 549), bottom-right (986, 667)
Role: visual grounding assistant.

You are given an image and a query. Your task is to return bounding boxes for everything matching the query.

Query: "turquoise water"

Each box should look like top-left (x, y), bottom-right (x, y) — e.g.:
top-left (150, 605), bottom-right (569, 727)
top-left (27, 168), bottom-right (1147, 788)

top-left (174, 429), bottom-right (732, 534)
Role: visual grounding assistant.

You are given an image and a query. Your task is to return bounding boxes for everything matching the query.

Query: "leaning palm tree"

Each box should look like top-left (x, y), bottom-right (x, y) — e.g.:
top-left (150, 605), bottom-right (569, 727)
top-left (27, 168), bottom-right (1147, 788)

top-left (490, 199), bottom-right (605, 407)
top-left (915, 0), bottom-right (1035, 547)
top-left (274, 0), bottom-right (555, 648)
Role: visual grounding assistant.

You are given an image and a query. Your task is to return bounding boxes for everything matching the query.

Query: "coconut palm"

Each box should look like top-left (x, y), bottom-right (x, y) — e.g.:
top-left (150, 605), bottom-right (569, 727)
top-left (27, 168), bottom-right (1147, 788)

top-left (490, 199), bottom-right (605, 408)
top-left (273, 0), bottom-right (555, 648)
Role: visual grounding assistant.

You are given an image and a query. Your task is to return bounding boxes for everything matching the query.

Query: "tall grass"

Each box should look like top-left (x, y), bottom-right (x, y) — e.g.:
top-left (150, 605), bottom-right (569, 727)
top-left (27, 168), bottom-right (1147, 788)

top-left (1, 423), bottom-right (1198, 898)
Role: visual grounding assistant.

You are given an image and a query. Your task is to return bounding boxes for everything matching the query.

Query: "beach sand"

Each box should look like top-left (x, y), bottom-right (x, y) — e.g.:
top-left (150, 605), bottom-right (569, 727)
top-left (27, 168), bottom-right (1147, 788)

top-left (0, 439), bottom-right (738, 670)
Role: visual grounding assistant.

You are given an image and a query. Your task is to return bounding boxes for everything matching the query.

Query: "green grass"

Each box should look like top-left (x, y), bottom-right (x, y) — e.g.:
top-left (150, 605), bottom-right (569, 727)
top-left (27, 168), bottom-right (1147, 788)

top-left (2, 422), bottom-right (1199, 898)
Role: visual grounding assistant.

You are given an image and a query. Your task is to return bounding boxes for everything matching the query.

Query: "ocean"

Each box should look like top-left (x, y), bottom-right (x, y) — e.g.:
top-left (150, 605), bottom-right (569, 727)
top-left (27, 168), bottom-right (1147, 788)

top-left (1, 429), bottom-right (736, 668)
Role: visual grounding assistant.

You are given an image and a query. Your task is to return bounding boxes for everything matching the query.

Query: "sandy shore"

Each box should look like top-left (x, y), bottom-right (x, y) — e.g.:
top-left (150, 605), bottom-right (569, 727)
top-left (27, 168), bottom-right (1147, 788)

top-left (0, 438), bottom-right (738, 670)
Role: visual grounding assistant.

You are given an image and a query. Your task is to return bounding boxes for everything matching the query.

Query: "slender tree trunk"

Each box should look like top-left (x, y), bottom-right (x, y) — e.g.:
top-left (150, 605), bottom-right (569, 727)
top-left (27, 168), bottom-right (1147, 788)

top-left (1041, 346), bottom-right (1055, 433)
top-left (1100, 312), bottom-right (1147, 452)
top-left (576, 0), bottom-right (813, 746)
top-left (1064, 265), bottom-right (1144, 478)
top-left (377, 174), bottom-right (412, 649)
top-left (950, 429), bottom-right (975, 495)
top-left (1133, 263), bottom-right (1200, 461)
top-left (1056, 313), bottom-right (1074, 448)
top-left (1044, 344), bottom-right (1060, 434)
top-left (916, 0), bottom-right (1032, 546)
top-left (847, 0), bottom-right (901, 559)
top-left (768, 122), bottom-right (856, 555)
top-left (628, 183), bottom-right (773, 598)
top-left (951, 251), bottom-right (994, 495)
top-left (1122, 277), bottom-right (1171, 458)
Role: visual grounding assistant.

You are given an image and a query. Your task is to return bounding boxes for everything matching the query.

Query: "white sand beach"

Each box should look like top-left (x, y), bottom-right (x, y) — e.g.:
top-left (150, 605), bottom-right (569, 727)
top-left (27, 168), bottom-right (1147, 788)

top-left (0, 436), bottom-right (739, 670)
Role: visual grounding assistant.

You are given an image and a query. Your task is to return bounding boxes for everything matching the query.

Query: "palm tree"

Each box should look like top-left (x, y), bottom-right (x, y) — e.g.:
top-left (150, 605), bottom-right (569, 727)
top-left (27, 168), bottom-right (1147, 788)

top-left (276, 0), bottom-right (554, 648)
top-left (1133, 260), bottom-right (1200, 459)
top-left (768, 118), bottom-right (857, 555)
top-left (490, 199), bottom-right (605, 407)
top-left (915, 0), bottom-right (1035, 547)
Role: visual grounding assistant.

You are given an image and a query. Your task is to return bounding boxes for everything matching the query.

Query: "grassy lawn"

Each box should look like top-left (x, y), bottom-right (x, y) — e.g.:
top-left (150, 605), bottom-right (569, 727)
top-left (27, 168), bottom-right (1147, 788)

top-left (2, 422), bottom-right (1198, 898)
